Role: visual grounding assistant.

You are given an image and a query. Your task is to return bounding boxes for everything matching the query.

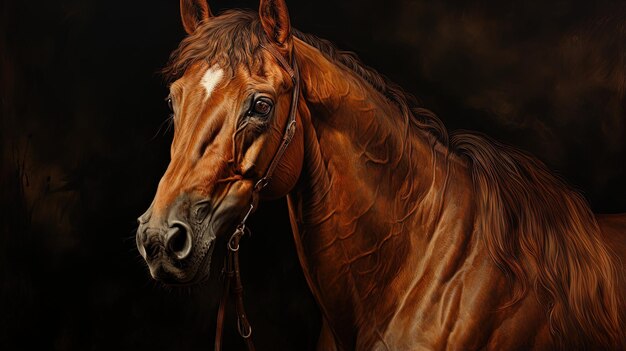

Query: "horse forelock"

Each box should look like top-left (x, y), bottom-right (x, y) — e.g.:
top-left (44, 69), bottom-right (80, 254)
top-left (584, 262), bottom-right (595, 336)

top-left (162, 10), bottom-right (266, 83)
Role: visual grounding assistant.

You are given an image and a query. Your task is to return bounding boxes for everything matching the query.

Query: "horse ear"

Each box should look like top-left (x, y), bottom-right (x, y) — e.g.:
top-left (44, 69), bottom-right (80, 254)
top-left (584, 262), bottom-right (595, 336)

top-left (259, 0), bottom-right (291, 49)
top-left (180, 0), bottom-right (212, 35)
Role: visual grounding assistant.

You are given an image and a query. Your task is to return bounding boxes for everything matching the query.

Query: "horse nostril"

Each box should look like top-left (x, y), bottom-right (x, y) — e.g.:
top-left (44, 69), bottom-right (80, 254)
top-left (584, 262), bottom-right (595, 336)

top-left (165, 223), bottom-right (192, 260)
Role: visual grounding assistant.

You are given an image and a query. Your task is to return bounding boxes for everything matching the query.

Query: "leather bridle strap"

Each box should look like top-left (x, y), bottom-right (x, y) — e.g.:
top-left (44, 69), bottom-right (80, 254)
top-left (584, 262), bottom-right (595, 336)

top-left (214, 206), bottom-right (254, 351)
top-left (213, 43), bottom-right (300, 351)
top-left (253, 43), bottom-right (299, 192)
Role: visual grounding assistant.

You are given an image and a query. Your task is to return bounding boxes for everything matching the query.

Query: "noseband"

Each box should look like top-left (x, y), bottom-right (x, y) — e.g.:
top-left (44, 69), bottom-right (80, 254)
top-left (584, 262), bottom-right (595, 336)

top-left (214, 43), bottom-right (300, 351)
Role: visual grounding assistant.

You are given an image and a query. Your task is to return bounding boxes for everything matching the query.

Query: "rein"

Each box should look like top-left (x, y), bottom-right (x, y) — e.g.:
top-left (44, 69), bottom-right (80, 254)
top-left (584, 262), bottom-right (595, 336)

top-left (213, 43), bottom-right (300, 351)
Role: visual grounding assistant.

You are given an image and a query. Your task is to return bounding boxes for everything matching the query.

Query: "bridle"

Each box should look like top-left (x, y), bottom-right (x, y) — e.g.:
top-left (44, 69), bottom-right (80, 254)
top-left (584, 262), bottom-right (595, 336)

top-left (214, 42), bottom-right (300, 351)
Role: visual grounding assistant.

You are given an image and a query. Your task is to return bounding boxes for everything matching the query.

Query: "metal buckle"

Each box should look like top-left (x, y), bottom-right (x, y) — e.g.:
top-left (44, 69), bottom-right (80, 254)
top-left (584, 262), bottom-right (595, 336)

top-left (237, 316), bottom-right (252, 339)
top-left (227, 203), bottom-right (255, 252)
top-left (228, 226), bottom-right (243, 252)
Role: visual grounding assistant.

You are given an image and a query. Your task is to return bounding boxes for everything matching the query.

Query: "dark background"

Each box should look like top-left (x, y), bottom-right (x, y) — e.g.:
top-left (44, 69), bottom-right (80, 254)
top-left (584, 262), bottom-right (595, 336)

top-left (1, 0), bottom-right (624, 350)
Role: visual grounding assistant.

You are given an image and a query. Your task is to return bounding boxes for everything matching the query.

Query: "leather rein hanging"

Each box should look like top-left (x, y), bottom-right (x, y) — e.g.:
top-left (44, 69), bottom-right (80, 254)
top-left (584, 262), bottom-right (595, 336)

top-left (214, 43), bottom-right (300, 351)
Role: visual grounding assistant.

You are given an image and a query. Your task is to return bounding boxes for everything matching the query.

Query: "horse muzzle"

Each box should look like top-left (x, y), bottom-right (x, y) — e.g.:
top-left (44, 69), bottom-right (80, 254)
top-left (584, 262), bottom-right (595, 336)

top-left (136, 195), bottom-right (216, 284)
top-left (136, 182), bottom-right (253, 285)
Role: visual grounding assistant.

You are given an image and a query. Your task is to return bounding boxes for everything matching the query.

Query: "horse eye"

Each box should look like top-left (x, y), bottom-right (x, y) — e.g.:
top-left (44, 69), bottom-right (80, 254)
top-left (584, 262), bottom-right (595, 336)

top-left (166, 97), bottom-right (173, 112)
top-left (252, 98), bottom-right (273, 116)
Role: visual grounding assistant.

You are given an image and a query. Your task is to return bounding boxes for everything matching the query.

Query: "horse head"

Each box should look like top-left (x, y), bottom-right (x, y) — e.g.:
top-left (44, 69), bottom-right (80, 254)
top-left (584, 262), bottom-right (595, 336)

top-left (136, 0), bottom-right (303, 285)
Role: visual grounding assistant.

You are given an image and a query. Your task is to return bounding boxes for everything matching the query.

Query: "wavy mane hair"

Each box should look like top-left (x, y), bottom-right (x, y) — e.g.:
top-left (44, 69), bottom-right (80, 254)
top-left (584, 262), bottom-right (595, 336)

top-left (163, 10), bottom-right (623, 348)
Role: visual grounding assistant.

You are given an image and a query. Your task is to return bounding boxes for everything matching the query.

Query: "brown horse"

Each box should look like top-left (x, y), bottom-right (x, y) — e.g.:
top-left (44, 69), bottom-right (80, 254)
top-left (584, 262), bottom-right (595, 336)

top-left (136, 0), bottom-right (626, 349)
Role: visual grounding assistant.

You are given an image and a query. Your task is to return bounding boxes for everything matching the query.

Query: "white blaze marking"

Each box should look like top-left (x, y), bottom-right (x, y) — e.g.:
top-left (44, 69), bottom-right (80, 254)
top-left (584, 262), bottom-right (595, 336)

top-left (200, 65), bottom-right (224, 100)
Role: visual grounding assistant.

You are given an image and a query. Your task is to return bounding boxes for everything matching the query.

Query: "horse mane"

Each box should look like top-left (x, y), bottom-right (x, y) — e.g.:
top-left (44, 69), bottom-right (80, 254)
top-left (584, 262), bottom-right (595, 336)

top-left (452, 133), bottom-right (623, 348)
top-left (296, 27), bottom-right (624, 348)
top-left (163, 9), bottom-right (623, 347)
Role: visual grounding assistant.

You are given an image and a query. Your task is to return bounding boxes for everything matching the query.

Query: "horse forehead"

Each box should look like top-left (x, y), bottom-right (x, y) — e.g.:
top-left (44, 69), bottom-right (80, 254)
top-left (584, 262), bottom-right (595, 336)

top-left (172, 59), bottom-right (285, 104)
top-left (200, 64), bottom-right (224, 100)
top-left (169, 62), bottom-right (217, 95)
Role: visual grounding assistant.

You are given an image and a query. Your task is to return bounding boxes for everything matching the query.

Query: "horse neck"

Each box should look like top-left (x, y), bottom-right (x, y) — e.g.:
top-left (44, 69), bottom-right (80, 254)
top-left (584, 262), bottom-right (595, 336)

top-left (288, 39), bottom-right (486, 346)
